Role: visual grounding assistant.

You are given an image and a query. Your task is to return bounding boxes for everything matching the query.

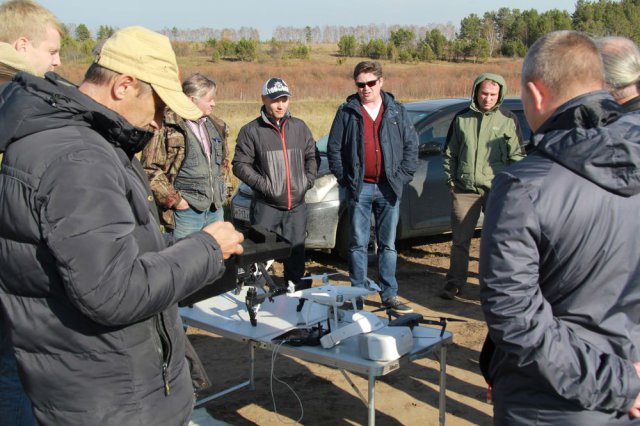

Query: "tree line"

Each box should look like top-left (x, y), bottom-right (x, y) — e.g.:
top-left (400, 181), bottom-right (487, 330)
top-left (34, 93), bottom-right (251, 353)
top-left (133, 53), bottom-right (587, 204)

top-left (59, 0), bottom-right (639, 63)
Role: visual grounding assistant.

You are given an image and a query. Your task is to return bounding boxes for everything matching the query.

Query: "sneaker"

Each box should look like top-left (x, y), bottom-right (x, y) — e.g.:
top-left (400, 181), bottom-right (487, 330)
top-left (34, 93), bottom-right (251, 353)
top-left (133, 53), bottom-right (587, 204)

top-left (382, 296), bottom-right (413, 314)
top-left (440, 285), bottom-right (461, 300)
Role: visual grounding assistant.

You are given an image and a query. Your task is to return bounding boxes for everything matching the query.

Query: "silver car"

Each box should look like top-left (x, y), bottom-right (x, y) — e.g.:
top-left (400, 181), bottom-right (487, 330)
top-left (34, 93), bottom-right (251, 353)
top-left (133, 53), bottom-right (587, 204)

top-left (231, 97), bottom-right (531, 257)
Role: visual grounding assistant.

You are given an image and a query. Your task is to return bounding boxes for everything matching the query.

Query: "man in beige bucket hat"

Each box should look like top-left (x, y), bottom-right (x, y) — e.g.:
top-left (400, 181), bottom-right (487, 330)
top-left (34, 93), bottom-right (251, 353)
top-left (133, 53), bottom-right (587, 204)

top-left (0, 26), bottom-right (244, 425)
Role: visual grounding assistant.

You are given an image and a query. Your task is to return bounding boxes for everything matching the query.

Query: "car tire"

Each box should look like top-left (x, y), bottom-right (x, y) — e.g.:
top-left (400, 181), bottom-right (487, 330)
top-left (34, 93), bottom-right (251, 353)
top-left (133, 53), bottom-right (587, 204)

top-left (335, 212), bottom-right (377, 263)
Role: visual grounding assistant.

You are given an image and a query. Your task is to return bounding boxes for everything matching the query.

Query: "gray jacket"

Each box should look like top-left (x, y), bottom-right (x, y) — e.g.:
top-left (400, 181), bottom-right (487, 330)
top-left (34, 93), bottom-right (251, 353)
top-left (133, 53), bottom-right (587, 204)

top-left (0, 72), bottom-right (226, 425)
top-left (175, 118), bottom-right (226, 211)
top-left (480, 92), bottom-right (640, 423)
top-left (233, 108), bottom-right (317, 210)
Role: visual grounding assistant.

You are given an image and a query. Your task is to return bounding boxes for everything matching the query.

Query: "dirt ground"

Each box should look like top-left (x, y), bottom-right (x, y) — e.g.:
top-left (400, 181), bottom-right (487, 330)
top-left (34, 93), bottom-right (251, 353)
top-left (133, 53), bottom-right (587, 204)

top-left (188, 234), bottom-right (492, 425)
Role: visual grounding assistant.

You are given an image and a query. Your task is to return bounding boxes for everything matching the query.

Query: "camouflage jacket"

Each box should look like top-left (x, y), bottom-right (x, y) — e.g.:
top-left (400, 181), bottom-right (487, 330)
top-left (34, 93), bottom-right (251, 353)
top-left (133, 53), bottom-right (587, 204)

top-left (141, 108), bottom-right (230, 229)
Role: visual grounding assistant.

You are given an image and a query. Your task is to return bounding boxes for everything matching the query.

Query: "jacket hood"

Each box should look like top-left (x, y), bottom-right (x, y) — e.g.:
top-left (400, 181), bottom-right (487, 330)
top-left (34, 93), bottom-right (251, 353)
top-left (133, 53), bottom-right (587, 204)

top-left (0, 72), bottom-right (154, 156)
top-left (536, 91), bottom-right (640, 196)
top-left (470, 72), bottom-right (506, 112)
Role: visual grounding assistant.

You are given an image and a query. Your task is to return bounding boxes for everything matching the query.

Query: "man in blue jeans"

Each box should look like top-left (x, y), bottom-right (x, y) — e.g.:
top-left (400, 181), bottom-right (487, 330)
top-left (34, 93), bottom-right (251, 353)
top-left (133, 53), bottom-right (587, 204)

top-left (328, 61), bottom-right (418, 313)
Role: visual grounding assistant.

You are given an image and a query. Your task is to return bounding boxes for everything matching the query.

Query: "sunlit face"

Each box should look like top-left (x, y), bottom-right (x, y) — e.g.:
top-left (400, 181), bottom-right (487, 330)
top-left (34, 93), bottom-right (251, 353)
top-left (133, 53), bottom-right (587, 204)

top-left (262, 95), bottom-right (289, 122)
top-left (191, 88), bottom-right (216, 117)
top-left (476, 80), bottom-right (500, 113)
top-left (22, 24), bottom-right (61, 76)
top-left (355, 72), bottom-right (383, 105)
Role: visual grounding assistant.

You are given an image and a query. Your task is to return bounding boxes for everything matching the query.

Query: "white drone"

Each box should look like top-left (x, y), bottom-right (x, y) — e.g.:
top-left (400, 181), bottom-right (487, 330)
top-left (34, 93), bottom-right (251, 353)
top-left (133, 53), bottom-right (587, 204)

top-left (287, 275), bottom-right (381, 335)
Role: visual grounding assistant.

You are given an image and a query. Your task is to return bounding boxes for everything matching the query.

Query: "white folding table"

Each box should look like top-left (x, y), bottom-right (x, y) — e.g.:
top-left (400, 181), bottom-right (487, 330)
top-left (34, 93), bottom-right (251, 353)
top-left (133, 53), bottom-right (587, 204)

top-left (180, 287), bottom-right (452, 426)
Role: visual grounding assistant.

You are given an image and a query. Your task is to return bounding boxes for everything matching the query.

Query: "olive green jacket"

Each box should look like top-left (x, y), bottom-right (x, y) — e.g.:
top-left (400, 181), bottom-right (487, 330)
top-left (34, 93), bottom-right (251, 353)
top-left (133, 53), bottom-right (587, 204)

top-left (443, 73), bottom-right (524, 194)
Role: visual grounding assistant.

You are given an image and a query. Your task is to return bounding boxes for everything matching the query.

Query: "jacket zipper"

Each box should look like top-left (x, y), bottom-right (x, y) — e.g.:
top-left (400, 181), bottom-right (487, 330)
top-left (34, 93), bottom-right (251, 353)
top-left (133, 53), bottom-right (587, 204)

top-left (154, 313), bottom-right (173, 395)
top-left (269, 119), bottom-right (292, 210)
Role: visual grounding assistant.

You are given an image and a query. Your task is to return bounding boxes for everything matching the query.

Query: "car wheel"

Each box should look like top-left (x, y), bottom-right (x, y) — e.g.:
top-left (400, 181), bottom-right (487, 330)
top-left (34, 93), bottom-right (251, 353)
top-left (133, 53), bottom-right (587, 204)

top-left (335, 212), bottom-right (377, 262)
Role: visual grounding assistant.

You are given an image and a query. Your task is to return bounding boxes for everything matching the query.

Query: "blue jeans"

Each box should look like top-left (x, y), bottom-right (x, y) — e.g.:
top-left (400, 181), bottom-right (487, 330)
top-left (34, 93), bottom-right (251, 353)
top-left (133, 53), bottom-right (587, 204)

top-left (173, 205), bottom-right (224, 239)
top-left (0, 327), bottom-right (35, 426)
top-left (348, 180), bottom-right (400, 301)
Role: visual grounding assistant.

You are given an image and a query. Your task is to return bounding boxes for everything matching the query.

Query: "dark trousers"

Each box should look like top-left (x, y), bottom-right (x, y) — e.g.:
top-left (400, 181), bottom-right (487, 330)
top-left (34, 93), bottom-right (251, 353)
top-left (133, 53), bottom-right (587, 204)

top-left (251, 200), bottom-right (307, 285)
top-left (446, 189), bottom-right (487, 290)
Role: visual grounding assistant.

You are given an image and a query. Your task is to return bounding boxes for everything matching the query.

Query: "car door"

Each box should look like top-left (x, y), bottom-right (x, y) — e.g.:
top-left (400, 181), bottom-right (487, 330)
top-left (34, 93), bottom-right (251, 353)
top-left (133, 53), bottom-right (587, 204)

top-left (401, 110), bottom-right (457, 237)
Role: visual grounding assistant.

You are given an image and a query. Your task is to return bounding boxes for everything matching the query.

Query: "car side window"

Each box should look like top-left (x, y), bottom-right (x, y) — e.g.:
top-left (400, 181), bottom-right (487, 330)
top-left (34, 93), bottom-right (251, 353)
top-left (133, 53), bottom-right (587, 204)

top-left (418, 116), bottom-right (454, 156)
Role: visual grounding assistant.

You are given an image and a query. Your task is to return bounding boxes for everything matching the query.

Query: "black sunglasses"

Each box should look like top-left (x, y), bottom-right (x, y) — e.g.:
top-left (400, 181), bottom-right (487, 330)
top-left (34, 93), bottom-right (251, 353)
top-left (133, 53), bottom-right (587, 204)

top-left (355, 79), bottom-right (379, 89)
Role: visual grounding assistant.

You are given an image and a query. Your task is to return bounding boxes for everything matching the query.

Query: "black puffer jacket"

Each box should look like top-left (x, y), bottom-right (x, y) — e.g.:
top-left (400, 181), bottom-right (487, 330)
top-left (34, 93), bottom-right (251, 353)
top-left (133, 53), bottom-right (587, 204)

top-left (480, 91), bottom-right (640, 423)
top-left (0, 72), bottom-right (226, 425)
top-left (232, 108), bottom-right (317, 210)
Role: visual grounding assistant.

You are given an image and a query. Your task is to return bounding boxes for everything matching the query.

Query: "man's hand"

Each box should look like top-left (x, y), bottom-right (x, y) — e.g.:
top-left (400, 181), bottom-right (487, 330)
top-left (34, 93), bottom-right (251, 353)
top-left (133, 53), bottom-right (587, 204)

top-left (202, 221), bottom-right (244, 259)
top-left (174, 198), bottom-right (189, 211)
top-left (630, 362), bottom-right (640, 418)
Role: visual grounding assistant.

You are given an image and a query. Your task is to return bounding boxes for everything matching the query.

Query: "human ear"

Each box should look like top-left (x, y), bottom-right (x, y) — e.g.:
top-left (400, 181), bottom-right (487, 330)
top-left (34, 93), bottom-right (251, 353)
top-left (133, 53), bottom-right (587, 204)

top-left (526, 81), bottom-right (544, 112)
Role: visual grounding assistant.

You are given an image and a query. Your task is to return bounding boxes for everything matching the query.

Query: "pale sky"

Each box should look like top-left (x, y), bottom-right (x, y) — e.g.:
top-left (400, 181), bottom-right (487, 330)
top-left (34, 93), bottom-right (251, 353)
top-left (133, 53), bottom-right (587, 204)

top-left (38, 0), bottom-right (579, 40)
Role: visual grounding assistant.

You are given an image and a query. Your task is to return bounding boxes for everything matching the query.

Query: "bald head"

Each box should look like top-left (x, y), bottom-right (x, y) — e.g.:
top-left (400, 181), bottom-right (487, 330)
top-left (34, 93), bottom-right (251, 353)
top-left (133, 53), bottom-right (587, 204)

top-left (521, 31), bottom-right (605, 131)
top-left (596, 36), bottom-right (640, 105)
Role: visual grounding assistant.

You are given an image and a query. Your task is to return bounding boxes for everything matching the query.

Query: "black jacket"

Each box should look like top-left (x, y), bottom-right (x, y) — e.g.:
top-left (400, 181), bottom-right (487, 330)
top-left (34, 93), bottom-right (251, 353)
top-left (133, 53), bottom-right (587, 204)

top-left (327, 91), bottom-right (418, 200)
top-left (0, 72), bottom-right (226, 425)
top-left (480, 91), bottom-right (640, 422)
top-left (232, 108), bottom-right (317, 210)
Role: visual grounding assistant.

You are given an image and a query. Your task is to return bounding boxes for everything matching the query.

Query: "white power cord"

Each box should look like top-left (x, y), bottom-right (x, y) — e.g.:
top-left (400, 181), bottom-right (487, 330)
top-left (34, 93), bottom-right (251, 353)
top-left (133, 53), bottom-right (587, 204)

top-left (270, 341), bottom-right (304, 424)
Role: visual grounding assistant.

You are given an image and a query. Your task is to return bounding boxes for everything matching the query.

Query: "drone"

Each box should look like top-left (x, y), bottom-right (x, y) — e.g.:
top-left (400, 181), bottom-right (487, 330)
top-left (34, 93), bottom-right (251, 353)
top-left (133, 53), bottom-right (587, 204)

top-left (287, 275), bottom-right (381, 330)
top-left (239, 262), bottom-right (288, 326)
top-left (375, 308), bottom-right (467, 337)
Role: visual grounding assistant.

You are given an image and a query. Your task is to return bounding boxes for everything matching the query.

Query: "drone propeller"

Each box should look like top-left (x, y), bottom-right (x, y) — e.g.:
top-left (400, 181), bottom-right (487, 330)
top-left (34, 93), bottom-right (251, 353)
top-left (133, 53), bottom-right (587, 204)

top-left (379, 311), bottom-right (467, 337)
top-left (424, 316), bottom-right (467, 323)
top-left (299, 272), bottom-right (341, 284)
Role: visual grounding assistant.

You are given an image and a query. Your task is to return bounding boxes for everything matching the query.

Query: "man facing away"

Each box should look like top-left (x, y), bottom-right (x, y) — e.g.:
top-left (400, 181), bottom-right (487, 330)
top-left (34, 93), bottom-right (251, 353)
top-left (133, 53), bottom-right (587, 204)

top-left (0, 26), bottom-right (244, 425)
top-left (327, 61), bottom-right (418, 313)
top-left (440, 72), bottom-right (524, 300)
top-left (596, 36), bottom-right (640, 112)
top-left (0, 2), bottom-right (62, 425)
top-left (479, 30), bottom-right (640, 425)
top-left (232, 78), bottom-right (318, 289)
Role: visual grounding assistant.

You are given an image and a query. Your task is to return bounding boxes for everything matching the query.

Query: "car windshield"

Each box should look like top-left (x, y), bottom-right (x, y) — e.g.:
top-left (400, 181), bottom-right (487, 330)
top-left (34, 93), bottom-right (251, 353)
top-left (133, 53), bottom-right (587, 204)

top-left (407, 110), bottom-right (432, 125)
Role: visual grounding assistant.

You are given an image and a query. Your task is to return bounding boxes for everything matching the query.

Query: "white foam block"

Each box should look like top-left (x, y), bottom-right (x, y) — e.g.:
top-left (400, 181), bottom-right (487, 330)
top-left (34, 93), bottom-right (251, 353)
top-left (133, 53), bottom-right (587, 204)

top-left (358, 326), bottom-right (413, 361)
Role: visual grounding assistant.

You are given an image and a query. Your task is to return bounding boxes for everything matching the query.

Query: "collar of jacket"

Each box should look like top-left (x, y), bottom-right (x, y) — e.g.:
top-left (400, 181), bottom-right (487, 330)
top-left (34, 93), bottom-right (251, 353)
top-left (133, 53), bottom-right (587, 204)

top-left (344, 90), bottom-right (398, 116)
top-left (535, 90), bottom-right (621, 137)
top-left (0, 72), bottom-right (154, 157)
top-left (260, 105), bottom-right (290, 128)
top-left (622, 95), bottom-right (640, 112)
top-left (533, 91), bottom-right (640, 197)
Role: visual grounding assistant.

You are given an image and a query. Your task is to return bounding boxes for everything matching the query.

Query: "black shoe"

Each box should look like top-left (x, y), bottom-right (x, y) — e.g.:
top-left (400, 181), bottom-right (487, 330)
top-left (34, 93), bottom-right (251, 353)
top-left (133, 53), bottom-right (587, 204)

top-left (440, 285), bottom-right (461, 300)
top-left (382, 296), bottom-right (413, 314)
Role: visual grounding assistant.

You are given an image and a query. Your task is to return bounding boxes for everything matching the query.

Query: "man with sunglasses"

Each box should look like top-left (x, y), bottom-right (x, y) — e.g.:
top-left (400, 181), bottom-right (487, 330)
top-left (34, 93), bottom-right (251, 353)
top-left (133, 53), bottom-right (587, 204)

top-left (440, 73), bottom-right (524, 300)
top-left (327, 61), bottom-right (418, 313)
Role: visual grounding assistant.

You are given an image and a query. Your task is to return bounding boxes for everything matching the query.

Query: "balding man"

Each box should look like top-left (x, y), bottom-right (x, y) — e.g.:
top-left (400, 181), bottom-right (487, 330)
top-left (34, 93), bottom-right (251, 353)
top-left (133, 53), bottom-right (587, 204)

top-left (479, 30), bottom-right (640, 424)
top-left (596, 36), bottom-right (640, 112)
top-left (0, 26), bottom-right (244, 425)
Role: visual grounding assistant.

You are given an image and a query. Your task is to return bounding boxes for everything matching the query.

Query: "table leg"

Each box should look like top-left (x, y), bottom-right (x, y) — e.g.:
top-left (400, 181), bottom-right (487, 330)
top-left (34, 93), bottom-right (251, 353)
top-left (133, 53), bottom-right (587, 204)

top-left (439, 344), bottom-right (447, 426)
top-left (368, 374), bottom-right (376, 426)
top-left (249, 343), bottom-right (256, 390)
